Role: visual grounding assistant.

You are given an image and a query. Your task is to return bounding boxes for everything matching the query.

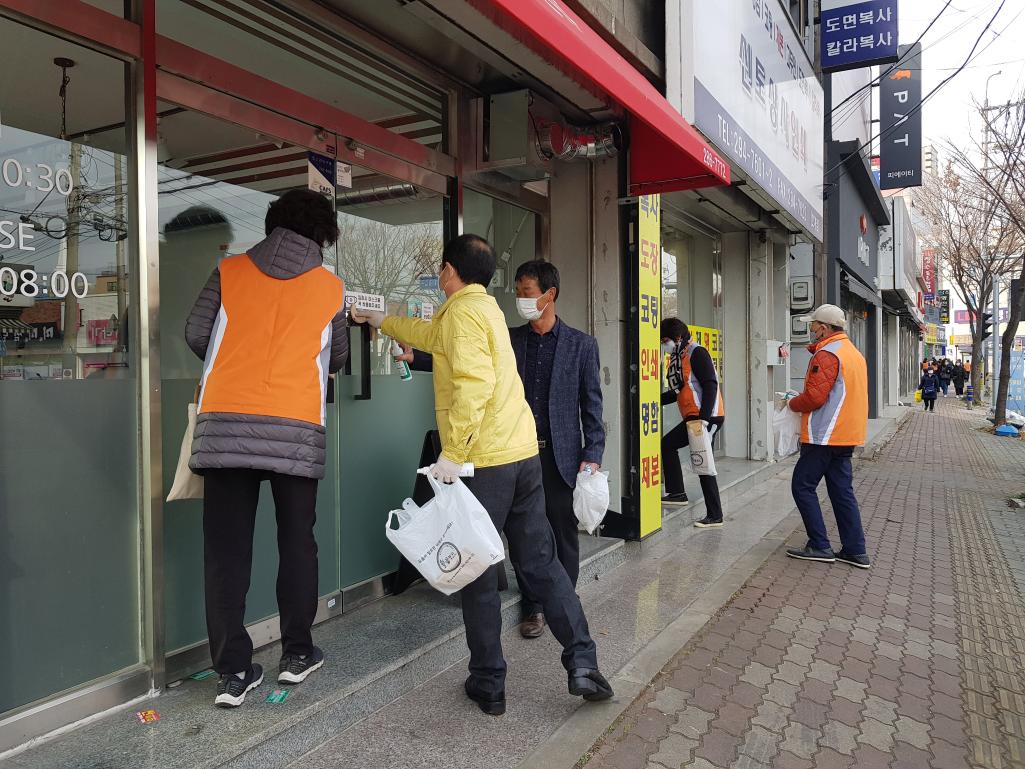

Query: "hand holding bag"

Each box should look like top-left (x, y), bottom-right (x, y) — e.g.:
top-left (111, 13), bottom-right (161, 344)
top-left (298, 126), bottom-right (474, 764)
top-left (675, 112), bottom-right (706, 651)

top-left (385, 475), bottom-right (504, 595)
top-left (166, 385), bottom-right (204, 502)
top-left (772, 405), bottom-right (801, 459)
top-left (573, 469), bottom-right (610, 534)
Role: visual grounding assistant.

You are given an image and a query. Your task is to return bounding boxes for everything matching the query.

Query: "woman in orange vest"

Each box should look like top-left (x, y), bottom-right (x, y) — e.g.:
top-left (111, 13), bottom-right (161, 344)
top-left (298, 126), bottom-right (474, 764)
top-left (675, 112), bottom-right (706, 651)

top-left (660, 317), bottom-right (725, 528)
top-left (185, 189), bottom-right (349, 707)
top-left (785, 304), bottom-right (870, 569)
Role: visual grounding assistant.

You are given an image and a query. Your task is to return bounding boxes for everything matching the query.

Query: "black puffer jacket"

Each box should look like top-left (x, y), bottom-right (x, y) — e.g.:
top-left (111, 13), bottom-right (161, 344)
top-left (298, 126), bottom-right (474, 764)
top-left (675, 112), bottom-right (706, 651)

top-left (185, 227), bottom-right (348, 479)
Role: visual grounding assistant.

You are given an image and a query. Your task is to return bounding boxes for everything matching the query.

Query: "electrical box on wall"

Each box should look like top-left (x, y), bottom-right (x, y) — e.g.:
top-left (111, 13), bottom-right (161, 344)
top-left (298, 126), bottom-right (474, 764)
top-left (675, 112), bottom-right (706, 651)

top-left (473, 90), bottom-right (556, 182)
top-left (790, 315), bottom-right (811, 344)
top-left (790, 278), bottom-right (814, 312)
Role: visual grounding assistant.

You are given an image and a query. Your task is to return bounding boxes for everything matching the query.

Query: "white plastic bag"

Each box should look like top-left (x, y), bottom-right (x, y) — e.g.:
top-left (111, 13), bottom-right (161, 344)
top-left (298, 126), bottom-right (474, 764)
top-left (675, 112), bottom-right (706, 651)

top-left (573, 470), bottom-right (610, 534)
top-left (772, 404), bottom-right (801, 459)
top-left (166, 403), bottom-right (204, 502)
top-left (687, 420), bottom-right (717, 476)
top-left (385, 476), bottom-right (504, 595)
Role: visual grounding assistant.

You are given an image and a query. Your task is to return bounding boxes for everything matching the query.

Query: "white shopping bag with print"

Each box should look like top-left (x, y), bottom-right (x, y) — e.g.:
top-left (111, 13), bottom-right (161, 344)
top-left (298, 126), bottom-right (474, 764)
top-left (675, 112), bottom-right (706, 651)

top-left (166, 403), bottom-right (204, 502)
top-left (573, 470), bottom-right (610, 534)
top-left (386, 476), bottom-right (504, 595)
top-left (687, 420), bottom-right (717, 476)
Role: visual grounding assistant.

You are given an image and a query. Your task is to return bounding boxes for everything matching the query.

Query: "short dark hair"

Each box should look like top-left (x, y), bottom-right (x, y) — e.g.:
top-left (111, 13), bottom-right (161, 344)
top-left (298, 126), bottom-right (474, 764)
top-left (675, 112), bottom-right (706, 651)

top-left (514, 260), bottom-right (560, 300)
top-left (265, 189), bottom-right (339, 247)
top-left (442, 233), bottom-right (497, 287)
top-left (661, 317), bottom-right (689, 342)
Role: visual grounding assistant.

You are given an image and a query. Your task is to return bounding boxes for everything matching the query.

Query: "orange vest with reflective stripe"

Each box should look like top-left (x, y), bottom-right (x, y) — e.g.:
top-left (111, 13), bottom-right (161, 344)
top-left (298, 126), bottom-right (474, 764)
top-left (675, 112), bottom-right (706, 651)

top-left (800, 333), bottom-right (868, 446)
top-left (198, 254), bottom-right (344, 427)
top-left (677, 341), bottom-right (725, 419)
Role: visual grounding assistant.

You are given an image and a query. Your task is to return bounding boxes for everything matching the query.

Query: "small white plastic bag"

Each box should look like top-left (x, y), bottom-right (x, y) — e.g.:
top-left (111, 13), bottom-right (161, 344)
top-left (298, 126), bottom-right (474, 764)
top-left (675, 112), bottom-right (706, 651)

top-left (573, 470), bottom-right (610, 534)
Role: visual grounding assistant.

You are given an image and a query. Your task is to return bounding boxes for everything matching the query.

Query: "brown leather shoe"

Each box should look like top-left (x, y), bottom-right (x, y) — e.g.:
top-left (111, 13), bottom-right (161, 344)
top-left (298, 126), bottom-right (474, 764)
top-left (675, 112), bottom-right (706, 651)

top-left (520, 613), bottom-right (546, 639)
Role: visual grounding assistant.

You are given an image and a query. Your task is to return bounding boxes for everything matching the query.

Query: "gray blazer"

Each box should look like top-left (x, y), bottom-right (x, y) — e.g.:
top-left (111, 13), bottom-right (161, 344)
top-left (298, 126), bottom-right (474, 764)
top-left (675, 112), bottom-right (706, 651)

top-left (509, 322), bottom-right (605, 488)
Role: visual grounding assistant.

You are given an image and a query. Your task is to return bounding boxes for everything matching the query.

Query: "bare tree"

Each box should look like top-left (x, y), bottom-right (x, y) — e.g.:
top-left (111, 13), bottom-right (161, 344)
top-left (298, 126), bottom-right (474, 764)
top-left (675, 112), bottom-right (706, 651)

top-left (917, 165), bottom-right (1020, 403)
top-left (946, 94), bottom-right (1025, 423)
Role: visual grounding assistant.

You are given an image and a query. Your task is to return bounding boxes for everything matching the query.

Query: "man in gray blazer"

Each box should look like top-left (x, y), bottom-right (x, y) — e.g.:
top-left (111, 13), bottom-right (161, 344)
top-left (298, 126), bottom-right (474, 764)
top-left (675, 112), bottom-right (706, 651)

top-left (403, 260), bottom-right (606, 640)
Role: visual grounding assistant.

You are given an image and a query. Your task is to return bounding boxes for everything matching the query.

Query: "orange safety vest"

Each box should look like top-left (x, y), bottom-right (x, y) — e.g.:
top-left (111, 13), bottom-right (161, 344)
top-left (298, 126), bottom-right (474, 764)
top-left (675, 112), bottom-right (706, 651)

top-left (800, 333), bottom-right (868, 446)
top-left (198, 254), bottom-right (344, 427)
top-left (676, 341), bottom-right (725, 419)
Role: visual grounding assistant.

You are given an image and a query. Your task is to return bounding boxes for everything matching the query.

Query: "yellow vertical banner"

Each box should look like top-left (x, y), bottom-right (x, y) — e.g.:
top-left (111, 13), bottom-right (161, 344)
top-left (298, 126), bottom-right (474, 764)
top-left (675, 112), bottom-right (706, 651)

top-left (638, 194), bottom-right (661, 538)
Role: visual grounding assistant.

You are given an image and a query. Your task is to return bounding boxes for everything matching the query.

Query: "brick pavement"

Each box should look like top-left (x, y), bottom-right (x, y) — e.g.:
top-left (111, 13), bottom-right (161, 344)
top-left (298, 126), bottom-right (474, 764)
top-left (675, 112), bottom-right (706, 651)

top-left (579, 398), bottom-right (1025, 769)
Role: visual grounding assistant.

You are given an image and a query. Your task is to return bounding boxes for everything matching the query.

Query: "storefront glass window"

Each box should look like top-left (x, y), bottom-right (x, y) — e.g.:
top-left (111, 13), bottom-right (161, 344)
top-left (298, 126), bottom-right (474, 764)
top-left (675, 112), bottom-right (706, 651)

top-left (463, 188), bottom-right (538, 325)
top-left (0, 20), bottom-right (139, 714)
top-left (156, 0), bottom-right (445, 151)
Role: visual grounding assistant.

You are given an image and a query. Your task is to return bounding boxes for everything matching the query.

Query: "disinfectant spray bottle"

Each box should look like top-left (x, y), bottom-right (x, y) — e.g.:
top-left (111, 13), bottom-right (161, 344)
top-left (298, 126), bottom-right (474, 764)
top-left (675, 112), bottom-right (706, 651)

top-left (391, 339), bottom-right (413, 382)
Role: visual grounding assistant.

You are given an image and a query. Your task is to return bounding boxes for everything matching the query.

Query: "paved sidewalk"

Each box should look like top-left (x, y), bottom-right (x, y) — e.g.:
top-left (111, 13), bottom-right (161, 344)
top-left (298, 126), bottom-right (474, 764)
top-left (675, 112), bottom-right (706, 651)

top-left (581, 398), bottom-right (1025, 769)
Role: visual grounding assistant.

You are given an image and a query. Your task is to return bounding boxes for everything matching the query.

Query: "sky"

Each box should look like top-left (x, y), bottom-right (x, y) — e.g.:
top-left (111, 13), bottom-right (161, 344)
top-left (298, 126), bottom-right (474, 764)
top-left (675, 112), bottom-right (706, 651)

top-left (899, 0), bottom-right (1025, 154)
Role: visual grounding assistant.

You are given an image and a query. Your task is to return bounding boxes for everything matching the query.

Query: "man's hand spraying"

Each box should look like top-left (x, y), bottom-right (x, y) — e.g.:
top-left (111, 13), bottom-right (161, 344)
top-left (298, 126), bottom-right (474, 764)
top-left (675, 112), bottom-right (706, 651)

top-left (350, 305), bottom-right (385, 328)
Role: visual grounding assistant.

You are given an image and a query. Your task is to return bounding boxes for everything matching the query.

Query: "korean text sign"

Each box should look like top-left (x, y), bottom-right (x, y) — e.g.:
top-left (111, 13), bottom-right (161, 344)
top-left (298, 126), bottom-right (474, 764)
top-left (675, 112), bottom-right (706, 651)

top-left (638, 194), bottom-right (661, 538)
top-left (820, 0), bottom-right (898, 73)
top-left (879, 44), bottom-right (923, 189)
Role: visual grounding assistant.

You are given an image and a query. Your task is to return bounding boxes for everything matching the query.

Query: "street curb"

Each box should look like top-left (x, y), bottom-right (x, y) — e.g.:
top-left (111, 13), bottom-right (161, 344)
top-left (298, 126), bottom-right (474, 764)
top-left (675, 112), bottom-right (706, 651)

top-left (515, 409), bottom-right (911, 769)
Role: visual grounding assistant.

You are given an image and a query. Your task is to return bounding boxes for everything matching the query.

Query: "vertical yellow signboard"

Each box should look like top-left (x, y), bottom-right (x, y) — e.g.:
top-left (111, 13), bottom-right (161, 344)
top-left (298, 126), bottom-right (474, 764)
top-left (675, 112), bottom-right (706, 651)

top-left (638, 194), bottom-right (661, 537)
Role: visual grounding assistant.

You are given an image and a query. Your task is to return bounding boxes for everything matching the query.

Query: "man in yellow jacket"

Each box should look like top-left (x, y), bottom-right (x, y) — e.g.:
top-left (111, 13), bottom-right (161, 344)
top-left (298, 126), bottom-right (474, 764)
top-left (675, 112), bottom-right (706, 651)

top-left (352, 234), bottom-right (611, 715)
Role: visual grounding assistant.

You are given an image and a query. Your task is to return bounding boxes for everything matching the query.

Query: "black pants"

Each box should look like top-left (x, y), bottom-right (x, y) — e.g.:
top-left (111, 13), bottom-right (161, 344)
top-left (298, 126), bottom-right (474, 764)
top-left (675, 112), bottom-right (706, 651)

top-left (203, 469), bottom-right (319, 674)
top-left (461, 456), bottom-right (597, 697)
top-left (954, 381), bottom-right (964, 395)
top-left (661, 417), bottom-right (724, 520)
top-left (516, 446), bottom-right (578, 616)
top-left (923, 397), bottom-right (936, 411)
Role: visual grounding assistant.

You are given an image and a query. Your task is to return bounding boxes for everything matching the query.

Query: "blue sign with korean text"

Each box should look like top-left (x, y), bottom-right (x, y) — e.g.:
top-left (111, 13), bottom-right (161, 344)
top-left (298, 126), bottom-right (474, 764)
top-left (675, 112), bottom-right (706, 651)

top-left (821, 0), bottom-right (899, 73)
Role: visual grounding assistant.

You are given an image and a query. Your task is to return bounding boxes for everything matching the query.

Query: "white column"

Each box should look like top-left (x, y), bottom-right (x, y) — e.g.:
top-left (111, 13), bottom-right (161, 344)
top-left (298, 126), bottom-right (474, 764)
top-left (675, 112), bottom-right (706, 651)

top-left (748, 235), bottom-right (774, 462)
top-left (887, 314), bottom-right (900, 406)
top-left (721, 232), bottom-right (750, 458)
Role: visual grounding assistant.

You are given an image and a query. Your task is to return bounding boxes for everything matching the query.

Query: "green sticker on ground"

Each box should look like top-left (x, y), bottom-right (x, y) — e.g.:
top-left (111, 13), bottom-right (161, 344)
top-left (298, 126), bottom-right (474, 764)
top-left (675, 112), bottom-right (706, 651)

top-left (189, 670), bottom-right (216, 681)
top-left (266, 689), bottom-right (289, 704)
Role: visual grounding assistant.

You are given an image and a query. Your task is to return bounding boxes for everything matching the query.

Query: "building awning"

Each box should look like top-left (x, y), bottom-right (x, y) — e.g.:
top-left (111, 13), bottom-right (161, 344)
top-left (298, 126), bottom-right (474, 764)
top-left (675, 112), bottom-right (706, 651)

top-left (464, 0), bottom-right (730, 196)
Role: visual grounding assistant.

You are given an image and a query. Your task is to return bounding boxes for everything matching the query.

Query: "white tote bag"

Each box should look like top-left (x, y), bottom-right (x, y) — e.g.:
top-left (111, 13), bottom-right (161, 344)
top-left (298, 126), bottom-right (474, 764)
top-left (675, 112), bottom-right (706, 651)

top-left (573, 470), bottom-right (610, 534)
top-left (772, 404), bottom-right (802, 459)
top-left (166, 403), bottom-right (204, 502)
top-left (386, 476), bottom-right (504, 595)
top-left (687, 420), bottom-right (718, 476)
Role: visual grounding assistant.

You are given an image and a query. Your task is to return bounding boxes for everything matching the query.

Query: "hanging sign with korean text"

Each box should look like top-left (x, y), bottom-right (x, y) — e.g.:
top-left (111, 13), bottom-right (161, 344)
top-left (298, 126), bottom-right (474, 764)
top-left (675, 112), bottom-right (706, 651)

top-left (879, 44), bottom-right (923, 189)
top-left (637, 194), bottom-right (661, 538)
top-left (820, 0), bottom-right (899, 73)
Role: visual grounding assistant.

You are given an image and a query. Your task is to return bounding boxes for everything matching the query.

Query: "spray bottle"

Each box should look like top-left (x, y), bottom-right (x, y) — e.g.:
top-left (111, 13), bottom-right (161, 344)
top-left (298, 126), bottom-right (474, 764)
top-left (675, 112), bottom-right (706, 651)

top-left (391, 339), bottom-right (413, 382)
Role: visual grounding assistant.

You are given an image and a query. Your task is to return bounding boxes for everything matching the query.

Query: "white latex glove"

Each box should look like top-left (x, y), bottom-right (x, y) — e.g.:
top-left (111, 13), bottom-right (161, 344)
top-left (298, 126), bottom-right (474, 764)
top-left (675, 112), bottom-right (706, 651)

top-left (430, 456), bottom-right (463, 484)
top-left (350, 305), bottom-right (385, 328)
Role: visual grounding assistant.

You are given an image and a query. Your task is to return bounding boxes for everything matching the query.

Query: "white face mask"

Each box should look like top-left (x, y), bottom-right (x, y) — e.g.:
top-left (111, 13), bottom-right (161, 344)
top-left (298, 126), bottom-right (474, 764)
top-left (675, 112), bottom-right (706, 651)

top-left (516, 296), bottom-right (548, 322)
top-left (661, 340), bottom-right (676, 356)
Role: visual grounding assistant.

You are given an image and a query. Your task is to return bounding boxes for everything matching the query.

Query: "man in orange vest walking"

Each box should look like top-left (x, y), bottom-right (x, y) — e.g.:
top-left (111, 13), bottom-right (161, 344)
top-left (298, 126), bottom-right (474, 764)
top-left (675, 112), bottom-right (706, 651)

top-left (785, 304), bottom-right (871, 569)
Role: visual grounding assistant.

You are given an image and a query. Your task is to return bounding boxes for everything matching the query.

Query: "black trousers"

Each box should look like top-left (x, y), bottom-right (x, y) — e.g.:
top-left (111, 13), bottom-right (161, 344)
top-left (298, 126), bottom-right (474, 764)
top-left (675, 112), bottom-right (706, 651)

top-left (203, 469), bottom-right (319, 674)
top-left (461, 456), bottom-right (597, 697)
top-left (516, 446), bottom-right (578, 616)
top-left (923, 397), bottom-right (936, 411)
top-left (661, 416), bottom-right (724, 520)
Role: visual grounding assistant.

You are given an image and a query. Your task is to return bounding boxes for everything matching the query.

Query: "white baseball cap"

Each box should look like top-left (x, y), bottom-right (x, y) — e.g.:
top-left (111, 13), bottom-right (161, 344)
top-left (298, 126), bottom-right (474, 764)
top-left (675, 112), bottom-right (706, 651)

top-left (797, 304), bottom-right (846, 328)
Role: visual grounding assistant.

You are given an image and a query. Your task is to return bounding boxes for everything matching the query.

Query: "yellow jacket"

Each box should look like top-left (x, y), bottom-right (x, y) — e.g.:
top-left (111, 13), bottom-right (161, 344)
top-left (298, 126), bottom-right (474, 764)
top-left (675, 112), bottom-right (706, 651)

top-left (382, 284), bottom-right (538, 468)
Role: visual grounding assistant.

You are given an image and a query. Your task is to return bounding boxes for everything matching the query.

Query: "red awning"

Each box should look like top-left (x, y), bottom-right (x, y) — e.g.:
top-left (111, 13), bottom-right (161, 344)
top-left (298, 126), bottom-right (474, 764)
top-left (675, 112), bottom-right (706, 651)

top-left (465, 0), bottom-right (730, 196)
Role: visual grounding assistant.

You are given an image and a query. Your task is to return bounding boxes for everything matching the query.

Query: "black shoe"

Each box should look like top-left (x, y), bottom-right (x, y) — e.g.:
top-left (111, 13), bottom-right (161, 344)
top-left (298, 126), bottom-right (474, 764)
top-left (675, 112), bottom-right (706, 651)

top-left (214, 664), bottom-right (263, 708)
top-left (520, 613), bottom-right (546, 639)
top-left (465, 676), bottom-right (506, 716)
top-left (835, 551), bottom-right (871, 569)
top-left (785, 546), bottom-right (835, 563)
top-left (568, 668), bottom-right (614, 702)
top-left (694, 516), bottom-right (723, 528)
top-left (278, 646), bottom-right (324, 684)
top-left (662, 492), bottom-right (689, 506)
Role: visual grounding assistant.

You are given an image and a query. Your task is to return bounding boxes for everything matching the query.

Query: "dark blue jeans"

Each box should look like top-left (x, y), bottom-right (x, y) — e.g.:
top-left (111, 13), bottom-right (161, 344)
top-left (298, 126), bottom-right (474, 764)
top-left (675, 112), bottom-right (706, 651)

top-left (791, 443), bottom-right (867, 556)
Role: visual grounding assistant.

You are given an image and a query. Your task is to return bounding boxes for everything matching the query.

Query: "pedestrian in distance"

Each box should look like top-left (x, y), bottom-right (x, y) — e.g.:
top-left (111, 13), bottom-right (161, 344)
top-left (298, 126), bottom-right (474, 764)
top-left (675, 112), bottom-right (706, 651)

top-left (952, 361), bottom-right (966, 396)
top-left (937, 358), bottom-right (953, 397)
top-left (351, 234), bottom-right (613, 716)
top-left (920, 366), bottom-right (940, 412)
top-left (659, 317), bottom-right (725, 528)
top-left (185, 189), bottom-right (349, 707)
top-left (398, 259), bottom-right (607, 641)
top-left (785, 304), bottom-right (871, 570)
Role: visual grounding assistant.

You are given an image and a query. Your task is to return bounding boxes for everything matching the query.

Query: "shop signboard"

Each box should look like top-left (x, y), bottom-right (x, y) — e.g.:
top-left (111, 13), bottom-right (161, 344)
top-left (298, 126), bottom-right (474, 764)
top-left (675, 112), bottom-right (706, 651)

top-left (937, 289), bottom-right (949, 323)
top-left (954, 308), bottom-right (1010, 324)
top-left (879, 44), bottom-right (923, 189)
top-left (1009, 352), bottom-right (1024, 413)
top-left (637, 194), bottom-right (661, 538)
top-left (688, 1), bottom-right (824, 240)
top-left (922, 248), bottom-right (936, 295)
top-left (820, 0), bottom-right (899, 73)
top-left (925, 323), bottom-right (940, 345)
top-left (689, 324), bottom-right (724, 379)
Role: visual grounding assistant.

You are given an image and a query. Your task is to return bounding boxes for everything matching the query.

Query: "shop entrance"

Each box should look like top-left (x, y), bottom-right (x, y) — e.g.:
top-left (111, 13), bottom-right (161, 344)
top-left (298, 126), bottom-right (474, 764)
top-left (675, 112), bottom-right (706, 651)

top-left (153, 94), bottom-right (448, 671)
